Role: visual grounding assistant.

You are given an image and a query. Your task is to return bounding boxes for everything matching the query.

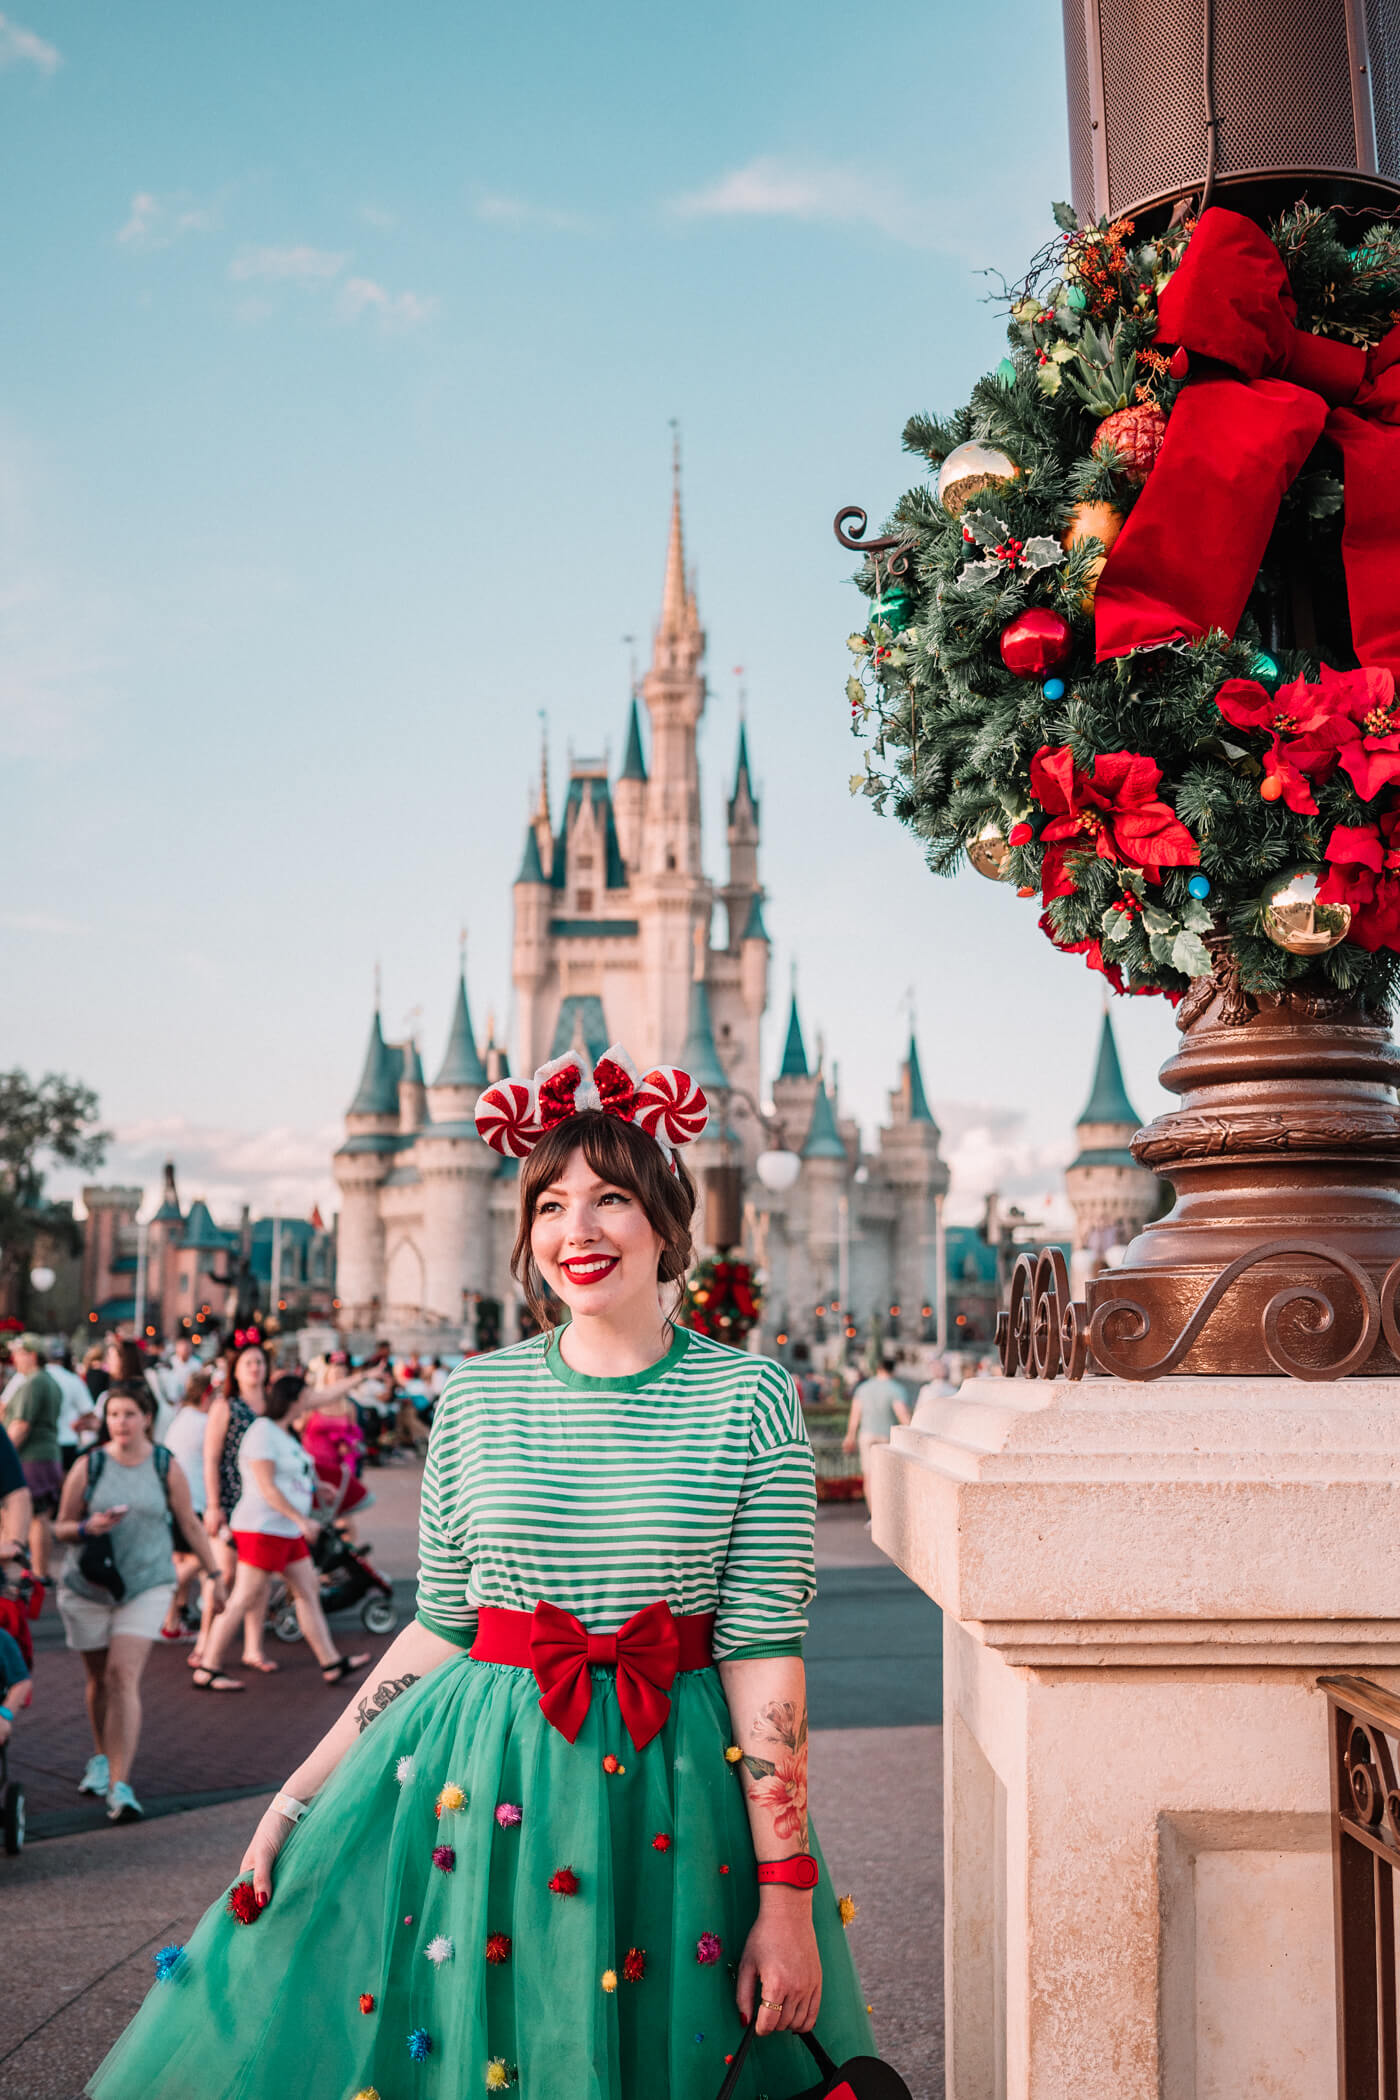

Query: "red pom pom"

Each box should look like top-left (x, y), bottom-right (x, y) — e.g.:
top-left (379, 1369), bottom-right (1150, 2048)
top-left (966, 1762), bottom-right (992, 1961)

top-left (602, 1754), bottom-right (621, 1774)
top-left (359, 1993), bottom-right (375, 2014)
top-left (622, 1946), bottom-right (646, 1983)
top-left (226, 1880), bottom-right (261, 1926)
top-left (549, 1866), bottom-right (581, 1896)
top-left (432, 1845), bottom-right (456, 1872)
top-left (1008, 822), bottom-right (1034, 846)
top-left (651, 1833), bottom-right (671, 1852)
top-left (486, 1932), bottom-right (513, 1965)
top-left (999, 609), bottom-right (1072, 678)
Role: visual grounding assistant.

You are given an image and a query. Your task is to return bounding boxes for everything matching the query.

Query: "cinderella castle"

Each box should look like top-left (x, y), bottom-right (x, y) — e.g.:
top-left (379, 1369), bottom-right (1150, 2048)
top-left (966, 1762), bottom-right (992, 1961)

top-left (331, 469), bottom-right (956, 1350)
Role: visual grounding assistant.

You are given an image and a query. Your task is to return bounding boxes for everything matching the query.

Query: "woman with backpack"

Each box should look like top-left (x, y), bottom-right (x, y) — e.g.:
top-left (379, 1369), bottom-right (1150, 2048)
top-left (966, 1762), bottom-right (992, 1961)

top-left (52, 1383), bottom-right (228, 1823)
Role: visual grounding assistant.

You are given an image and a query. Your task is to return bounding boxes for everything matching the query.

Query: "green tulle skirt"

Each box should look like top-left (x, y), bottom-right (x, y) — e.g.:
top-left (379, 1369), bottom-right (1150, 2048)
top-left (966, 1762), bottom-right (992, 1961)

top-left (88, 1656), bottom-right (873, 2099)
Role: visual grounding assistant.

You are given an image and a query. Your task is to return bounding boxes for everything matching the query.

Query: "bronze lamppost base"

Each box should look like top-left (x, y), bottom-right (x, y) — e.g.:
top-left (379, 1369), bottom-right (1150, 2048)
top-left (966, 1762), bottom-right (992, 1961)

top-left (1003, 947), bottom-right (1400, 1380)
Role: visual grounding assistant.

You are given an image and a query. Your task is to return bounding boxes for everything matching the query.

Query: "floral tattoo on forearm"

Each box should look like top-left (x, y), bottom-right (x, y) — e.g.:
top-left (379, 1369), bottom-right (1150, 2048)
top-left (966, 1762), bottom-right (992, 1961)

top-left (739, 1698), bottom-right (809, 1845)
top-left (355, 1673), bottom-right (420, 1732)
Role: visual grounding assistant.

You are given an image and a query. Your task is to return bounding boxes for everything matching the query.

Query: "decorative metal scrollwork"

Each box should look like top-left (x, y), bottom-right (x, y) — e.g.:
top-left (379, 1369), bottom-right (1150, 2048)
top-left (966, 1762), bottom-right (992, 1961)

top-left (997, 1247), bottom-right (1087, 1379)
top-left (832, 507), bottom-right (914, 579)
top-left (1088, 1239), bottom-right (1381, 1381)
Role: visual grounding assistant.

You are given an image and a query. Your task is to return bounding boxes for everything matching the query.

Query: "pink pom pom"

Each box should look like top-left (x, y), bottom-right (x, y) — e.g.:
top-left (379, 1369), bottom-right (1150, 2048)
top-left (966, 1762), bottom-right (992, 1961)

top-left (474, 1080), bottom-right (542, 1158)
top-left (495, 1801), bottom-right (522, 1827)
top-left (634, 1067), bottom-right (708, 1148)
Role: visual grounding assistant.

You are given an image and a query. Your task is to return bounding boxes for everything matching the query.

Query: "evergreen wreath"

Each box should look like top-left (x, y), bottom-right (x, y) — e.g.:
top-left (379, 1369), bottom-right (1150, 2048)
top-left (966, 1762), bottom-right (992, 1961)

top-left (845, 200), bottom-right (1400, 1005)
top-left (683, 1257), bottom-right (762, 1344)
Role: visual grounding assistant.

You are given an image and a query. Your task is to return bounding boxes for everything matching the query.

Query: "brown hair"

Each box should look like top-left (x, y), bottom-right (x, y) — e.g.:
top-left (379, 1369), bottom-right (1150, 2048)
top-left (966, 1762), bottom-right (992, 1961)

top-left (106, 1338), bottom-right (146, 1383)
top-left (182, 1368), bottom-right (213, 1408)
top-left (512, 1114), bottom-right (695, 1333)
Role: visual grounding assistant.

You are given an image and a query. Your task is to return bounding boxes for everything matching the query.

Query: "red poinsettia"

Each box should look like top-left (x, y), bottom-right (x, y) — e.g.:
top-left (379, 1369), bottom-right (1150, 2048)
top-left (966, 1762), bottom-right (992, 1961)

top-left (1230, 666), bottom-right (1400, 809)
top-left (1029, 747), bottom-right (1199, 892)
top-left (1318, 813), bottom-right (1400, 951)
top-left (1037, 911), bottom-right (1125, 991)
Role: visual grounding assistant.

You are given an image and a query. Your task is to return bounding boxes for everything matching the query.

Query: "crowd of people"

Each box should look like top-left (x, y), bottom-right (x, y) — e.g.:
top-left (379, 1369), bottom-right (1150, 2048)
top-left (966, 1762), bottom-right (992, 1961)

top-left (0, 1329), bottom-right (452, 1825)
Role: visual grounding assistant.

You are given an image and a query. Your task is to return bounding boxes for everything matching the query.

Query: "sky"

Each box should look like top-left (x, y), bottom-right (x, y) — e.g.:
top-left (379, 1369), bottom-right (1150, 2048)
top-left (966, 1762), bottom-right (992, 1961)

top-left (1, 1), bottom-right (1181, 1231)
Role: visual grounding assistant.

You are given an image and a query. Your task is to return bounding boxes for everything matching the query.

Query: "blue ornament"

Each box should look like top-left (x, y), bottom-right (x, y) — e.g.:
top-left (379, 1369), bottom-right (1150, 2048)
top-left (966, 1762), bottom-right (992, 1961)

top-left (407, 2027), bottom-right (433, 2062)
top-left (996, 357), bottom-right (1017, 387)
top-left (1042, 677), bottom-right (1066, 700)
top-left (153, 1944), bottom-right (186, 1982)
top-left (1187, 874), bottom-right (1211, 901)
top-left (1250, 651), bottom-right (1281, 691)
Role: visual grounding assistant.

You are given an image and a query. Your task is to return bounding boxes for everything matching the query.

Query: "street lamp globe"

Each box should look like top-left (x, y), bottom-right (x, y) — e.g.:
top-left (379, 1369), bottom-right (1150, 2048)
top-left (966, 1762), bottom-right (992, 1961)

top-left (755, 1149), bottom-right (801, 1193)
top-left (29, 1266), bottom-right (56, 1293)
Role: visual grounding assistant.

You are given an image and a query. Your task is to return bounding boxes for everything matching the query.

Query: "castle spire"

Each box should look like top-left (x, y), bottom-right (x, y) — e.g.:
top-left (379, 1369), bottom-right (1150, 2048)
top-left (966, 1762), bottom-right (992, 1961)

top-left (434, 960), bottom-right (488, 1088)
top-left (1078, 1010), bottom-right (1140, 1129)
top-left (620, 694), bottom-right (648, 782)
top-left (659, 427), bottom-right (689, 641)
top-left (906, 1031), bottom-right (934, 1124)
top-left (778, 991), bottom-right (809, 1079)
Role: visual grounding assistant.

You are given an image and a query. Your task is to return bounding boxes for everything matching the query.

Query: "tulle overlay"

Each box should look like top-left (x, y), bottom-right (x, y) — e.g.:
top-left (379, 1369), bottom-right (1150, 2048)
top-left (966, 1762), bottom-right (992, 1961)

top-left (88, 1657), bottom-right (873, 2099)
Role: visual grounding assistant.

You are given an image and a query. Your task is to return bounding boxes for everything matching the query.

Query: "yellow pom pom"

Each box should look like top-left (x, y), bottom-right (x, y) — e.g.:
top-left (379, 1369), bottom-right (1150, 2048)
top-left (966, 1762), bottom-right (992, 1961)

top-left (436, 1783), bottom-right (466, 1815)
top-left (354, 2089), bottom-right (381, 2099)
top-left (724, 1745), bottom-right (743, 1764)
top-left (601, 1969), bottom-right (618, 1992)
top-left (485, 2062), bottom-right (510, 2092)
top-left (838, 1894), bottom-right (859, 1928)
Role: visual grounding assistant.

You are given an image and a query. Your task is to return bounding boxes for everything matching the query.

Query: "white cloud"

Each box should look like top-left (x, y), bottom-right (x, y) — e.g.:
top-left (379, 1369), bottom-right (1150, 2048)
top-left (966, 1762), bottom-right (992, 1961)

top-left (936, 1099), bottom-right (1074, 1233)
top-left (338, 276), bottom-right (436, 328)
top-left (117, 190), bottom-right (217, 251)
top-left (0, 13), bottom-right (60, 73)
top-left (227, 244), bottom-right (348, 284)
top-left (359, 204), bottom-right (397, 230)
top-left (670, 155), bottom-right (976, 254)
top-left (57, 1115), bottom-right (341, 1225)
top-left (473, 191), bottom-right (591, 234)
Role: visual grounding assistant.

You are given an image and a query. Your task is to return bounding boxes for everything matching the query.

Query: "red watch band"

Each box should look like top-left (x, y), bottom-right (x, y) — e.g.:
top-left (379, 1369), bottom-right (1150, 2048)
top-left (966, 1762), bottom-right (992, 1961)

top-left (756, 1854), bottom-right (820, 1890)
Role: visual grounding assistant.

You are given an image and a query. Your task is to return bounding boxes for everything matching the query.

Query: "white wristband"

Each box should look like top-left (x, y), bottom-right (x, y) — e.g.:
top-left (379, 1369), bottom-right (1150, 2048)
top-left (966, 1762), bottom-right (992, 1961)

top-left (271, 1792), bottom-right (309, 1824)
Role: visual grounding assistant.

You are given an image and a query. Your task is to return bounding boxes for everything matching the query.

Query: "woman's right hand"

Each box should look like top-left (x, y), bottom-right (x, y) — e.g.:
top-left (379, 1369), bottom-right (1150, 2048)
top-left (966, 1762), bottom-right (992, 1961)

top-left (85, 1506), bottom-right (126, 1535)
top-left (204, 1508), bottom-right (224, 1538)
top-left (297, 1514), bottom-right (320, 1542)
top-left (238, 1803), bottom-right (295, 1909)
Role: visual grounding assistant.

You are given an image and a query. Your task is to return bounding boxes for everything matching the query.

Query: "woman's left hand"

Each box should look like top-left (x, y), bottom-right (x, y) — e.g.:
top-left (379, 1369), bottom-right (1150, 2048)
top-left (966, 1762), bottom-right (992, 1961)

top-left (735, 1896), bottom-right (822, 2036)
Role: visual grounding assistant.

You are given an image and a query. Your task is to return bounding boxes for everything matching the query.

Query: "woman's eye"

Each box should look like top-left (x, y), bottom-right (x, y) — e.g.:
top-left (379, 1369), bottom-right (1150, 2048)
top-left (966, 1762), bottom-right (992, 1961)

top-left (599, 1191), bottom-right (628, 1205)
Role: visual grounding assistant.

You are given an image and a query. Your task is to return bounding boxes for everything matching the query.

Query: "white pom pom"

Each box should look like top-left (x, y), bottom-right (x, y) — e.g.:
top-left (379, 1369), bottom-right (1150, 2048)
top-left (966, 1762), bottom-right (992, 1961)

top-left (425, 1934), bottom-right (454, 1966)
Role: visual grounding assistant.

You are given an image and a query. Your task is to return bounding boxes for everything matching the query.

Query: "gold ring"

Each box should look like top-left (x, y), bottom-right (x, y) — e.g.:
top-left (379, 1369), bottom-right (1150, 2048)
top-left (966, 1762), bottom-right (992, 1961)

top-left (760, 1997), bottom-right (780, 2007)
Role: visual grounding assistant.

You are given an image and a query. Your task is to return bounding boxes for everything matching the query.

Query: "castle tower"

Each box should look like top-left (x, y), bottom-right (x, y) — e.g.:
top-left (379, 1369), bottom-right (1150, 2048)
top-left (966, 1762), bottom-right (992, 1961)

top-left (722, 721), bottom-right (760, 949)
top-left (1064, 1009), bottom-right (1158, 1261)
top-left (771, 989), bottom-right (820, 1154)
top-left (512, 817), bottom-right (554, 1074)
top-left (636, 449), bottom-right (712, 1062)
top-left (877, 1030), bottom-right (951, 1333)
top-left (398, 1040), bottom-right (427, 1134)
top-left (333, 1003), bottom-right (401, 1324)
top-left (419, 962), bottom-right (496, 1324)
top-left (614, 695), bottom-right (647, 876)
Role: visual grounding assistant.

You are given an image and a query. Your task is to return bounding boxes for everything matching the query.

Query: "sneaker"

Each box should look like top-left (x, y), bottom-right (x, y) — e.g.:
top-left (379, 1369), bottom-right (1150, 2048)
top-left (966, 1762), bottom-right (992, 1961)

top-left (78, 1753), bottom-right (109, 1797)
top-left (106, 1782), bottom-right (143, 1824)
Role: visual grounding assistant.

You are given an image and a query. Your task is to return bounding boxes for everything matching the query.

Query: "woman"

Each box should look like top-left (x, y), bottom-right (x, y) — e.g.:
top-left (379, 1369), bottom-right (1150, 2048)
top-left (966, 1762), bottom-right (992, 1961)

top-left (88, 1048), bottom-right (872, 2099)
top-left (54, 1383), bottom-right (228, 1823)
top-left (293, 1358), bottom-right (374, 1537)
top-left (191, 1372), bottom-right (370, 1693)
top-left (200, 1343), bottom-right (272, 1672)
top-left (160, 1369), bottom-right (213, 1646)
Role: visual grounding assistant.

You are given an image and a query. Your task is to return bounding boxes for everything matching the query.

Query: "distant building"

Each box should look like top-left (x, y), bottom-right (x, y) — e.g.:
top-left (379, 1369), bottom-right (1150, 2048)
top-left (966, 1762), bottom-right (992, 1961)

top-left (1064, 1010), bottom-right (1158, 1283)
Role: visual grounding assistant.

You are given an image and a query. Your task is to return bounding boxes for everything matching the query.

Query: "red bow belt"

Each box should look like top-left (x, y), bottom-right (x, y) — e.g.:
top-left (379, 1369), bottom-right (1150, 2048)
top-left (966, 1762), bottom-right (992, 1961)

top-left (1095, 207), bottom-right (1400, 678)
top-left (470, 1599), bottom-right (716, 1750)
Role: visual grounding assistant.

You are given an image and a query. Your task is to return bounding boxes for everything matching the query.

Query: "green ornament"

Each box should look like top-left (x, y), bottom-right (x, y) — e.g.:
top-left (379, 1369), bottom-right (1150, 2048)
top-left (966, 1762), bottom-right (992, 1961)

top-left (1250, 650), bottom-right (1281, 691)
top-left (1065, 284), bottom-right (1088, 311)
top-left (996, 357), bottom-right (1017, 386)
top-left (871, 585), bottom-right (912, 635)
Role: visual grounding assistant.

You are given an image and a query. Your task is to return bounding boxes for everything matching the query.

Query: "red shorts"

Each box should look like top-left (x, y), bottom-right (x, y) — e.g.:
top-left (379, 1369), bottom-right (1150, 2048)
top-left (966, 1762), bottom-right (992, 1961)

top-left (232, 1531), bottom-right (311, 1573)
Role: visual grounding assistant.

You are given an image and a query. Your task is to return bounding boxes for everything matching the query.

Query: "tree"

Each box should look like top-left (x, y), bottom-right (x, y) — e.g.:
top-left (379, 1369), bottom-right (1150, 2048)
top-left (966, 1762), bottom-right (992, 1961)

top-left (0, 1070), bottom-right (110, 1321)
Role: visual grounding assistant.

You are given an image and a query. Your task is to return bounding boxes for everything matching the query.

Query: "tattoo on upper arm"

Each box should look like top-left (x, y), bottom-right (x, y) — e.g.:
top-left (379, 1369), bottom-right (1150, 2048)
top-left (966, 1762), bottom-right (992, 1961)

top-left (355, 1673), bottom-right (420, 1732)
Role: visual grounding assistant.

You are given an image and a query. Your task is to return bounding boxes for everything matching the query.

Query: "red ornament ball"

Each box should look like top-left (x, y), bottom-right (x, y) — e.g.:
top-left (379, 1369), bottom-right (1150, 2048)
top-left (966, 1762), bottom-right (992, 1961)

top-left (486, 1932), bottom-right (513, 1965)
top-left (999, 609), bottom-right (1072, 679)
top-left (549, 1866), bottom-right (581, 1896)
top-left (359, 1993), bottom-right (375, 2015)
top-left (226, 1880), bottom-right (262, 1926)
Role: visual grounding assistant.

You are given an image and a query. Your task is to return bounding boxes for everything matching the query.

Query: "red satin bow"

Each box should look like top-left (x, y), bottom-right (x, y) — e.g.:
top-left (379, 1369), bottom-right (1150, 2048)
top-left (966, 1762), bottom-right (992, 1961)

top-left (1095, 207), bottom-right (1400, 678)
top-left (529, 1597), bottom-right (681, 1750)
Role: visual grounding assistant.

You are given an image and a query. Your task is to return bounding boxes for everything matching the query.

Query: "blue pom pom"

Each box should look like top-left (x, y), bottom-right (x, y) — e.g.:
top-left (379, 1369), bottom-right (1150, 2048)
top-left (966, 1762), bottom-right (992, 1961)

top-left (407, 2026), bottom-right (433, 2061)
top-left (1042, 678), bottom-right (1066, 700)
top-left (695, 2034), bottom-right (705, 2044)
top-left (1187, 874), bottom-right (1211, 900)
top-left (153, 1944), bottom-right (185, 1982)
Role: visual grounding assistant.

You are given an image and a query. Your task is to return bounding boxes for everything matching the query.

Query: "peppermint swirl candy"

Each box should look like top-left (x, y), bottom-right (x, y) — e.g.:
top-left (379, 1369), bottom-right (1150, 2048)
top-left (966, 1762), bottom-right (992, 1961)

top-left (633, 1067), bottom-right (708, 1148)
top-left (474, 1079), bottom-right (543, 1158)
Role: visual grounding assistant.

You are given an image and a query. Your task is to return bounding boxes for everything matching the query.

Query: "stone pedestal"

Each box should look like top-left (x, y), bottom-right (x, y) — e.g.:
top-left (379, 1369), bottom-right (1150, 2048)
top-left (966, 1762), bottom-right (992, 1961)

top-left (871, 1372), bottom-right (1400, 2099)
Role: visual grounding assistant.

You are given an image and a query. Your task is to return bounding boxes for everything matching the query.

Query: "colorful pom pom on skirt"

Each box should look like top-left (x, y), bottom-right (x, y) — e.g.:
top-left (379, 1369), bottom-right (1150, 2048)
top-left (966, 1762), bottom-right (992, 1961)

top-left (85, 1655), bottom-right (872, 2099)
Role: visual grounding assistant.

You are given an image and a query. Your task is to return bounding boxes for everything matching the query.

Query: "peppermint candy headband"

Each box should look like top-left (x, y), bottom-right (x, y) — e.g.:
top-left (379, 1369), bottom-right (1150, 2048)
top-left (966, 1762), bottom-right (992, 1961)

top-left (473, 1045), bottom-right (708, 1168)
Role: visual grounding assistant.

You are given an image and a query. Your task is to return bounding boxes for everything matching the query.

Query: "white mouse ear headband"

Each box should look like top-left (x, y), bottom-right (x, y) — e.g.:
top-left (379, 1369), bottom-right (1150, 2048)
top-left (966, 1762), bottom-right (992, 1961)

top-left (473, 1044), bottom-right (708, 1170)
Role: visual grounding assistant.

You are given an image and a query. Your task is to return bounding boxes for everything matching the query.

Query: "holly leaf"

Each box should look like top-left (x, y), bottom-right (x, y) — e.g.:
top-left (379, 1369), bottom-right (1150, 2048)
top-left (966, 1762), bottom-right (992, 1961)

top-left (1141, 904), bottom-right (1175, 935)
top-left (1179, 897), bottom-right (1213, 934)
top-left (846, 675), bottom-right (865, 708)
top-left (1294, 471), bottom-right (1344, 520)
top-left (1020, 536), bottom-right (1064, 574)
top-left (1172, 929), bottom-right (1213, 978)
top-left (1101, 906), bottom-right (1133, 944)
top-left (1147, 929), bottom-right (1176, 967)
top-left (960, 509), bottom-right (1008, 548)
top-left (1036, 364), bottom-right (1064, 397)
top-left (849, 774), bottom-right (866, 796)
top-left (1053, 200), bottom-right (1079, 233)
top-left (952, 557), bottom-right (1005, 589)
top-left (847, 633), bottom-right (870, 655)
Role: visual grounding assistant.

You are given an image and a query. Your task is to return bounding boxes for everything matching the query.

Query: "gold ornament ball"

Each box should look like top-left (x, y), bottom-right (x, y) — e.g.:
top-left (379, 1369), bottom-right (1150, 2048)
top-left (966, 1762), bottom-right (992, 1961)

top-left (1260, 866), bottom-right (1352, 956)
top-left (967, 819), bottom-right (1011, 880)
top-left (1060, 499), bottom-right (1124, 610)
top-left (935, 441), bottom-right (1020, 520)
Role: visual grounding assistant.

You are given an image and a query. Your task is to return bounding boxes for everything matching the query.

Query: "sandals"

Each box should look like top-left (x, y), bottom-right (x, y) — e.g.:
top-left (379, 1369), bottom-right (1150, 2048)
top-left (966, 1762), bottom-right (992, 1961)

top-left (321, 1653), bottom-right (371, 1685)
top-left (191, 1667), bottom-right (245, 1693)
top-left (240, 1657), bottom-right (281, 1673)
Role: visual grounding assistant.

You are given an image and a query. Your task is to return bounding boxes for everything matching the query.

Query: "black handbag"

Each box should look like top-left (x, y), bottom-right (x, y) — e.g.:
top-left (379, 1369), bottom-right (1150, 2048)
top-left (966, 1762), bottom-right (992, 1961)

top-left (713, 2014), bottom-right (912, 2100)
top-left (76, 1529), bottom-right (126, 1601)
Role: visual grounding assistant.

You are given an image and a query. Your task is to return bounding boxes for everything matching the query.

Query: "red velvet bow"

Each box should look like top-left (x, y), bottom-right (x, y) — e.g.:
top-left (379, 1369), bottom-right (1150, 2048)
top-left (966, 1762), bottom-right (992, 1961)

top-left (1095, 207), bottom-right (1400, 679)
top-left (529, 1597), bottom-right (681, 1750)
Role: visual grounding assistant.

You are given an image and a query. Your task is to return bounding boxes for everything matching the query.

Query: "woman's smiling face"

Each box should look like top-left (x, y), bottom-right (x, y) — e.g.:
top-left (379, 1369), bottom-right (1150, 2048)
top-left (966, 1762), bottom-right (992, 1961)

top-left (530, 1149), bottom-right (665, 1324)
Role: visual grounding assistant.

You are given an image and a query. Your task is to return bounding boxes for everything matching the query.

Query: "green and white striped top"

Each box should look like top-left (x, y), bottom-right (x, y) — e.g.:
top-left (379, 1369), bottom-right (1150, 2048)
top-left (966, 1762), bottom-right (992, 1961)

top-left (415, 1324), bottom-right (816, 1662)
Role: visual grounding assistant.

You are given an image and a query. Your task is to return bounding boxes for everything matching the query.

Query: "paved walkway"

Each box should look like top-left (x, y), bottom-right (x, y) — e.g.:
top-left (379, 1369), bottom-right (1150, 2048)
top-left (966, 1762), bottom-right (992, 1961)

top-left (2, 1469), bottom-right (944, 2098)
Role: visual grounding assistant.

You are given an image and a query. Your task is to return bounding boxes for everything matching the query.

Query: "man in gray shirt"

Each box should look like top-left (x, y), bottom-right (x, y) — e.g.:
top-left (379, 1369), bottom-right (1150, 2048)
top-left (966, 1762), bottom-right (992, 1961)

top-left (842, 1356), bottom-right (912, 1502)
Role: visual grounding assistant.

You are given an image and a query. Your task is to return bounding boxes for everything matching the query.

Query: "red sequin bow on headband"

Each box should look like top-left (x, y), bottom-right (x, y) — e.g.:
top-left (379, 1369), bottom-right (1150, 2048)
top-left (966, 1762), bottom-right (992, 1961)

top-left (472, 1045), bottom-right (709, 1164)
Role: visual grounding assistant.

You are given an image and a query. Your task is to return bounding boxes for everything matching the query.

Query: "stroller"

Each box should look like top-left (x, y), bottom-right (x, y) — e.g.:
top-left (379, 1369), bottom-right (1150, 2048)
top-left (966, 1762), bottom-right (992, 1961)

top-left (0, 1547), bottom-right (43, 1855)
top-left (268, 1464), bottom-right (397, 1645)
